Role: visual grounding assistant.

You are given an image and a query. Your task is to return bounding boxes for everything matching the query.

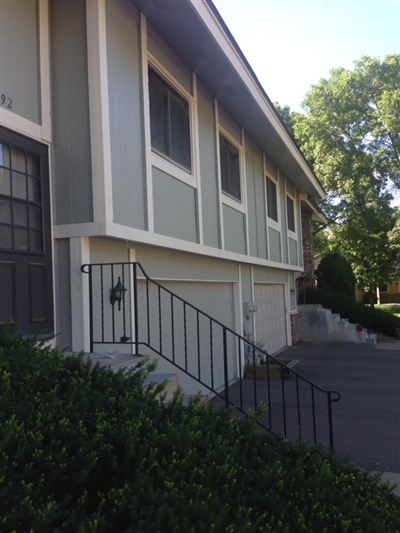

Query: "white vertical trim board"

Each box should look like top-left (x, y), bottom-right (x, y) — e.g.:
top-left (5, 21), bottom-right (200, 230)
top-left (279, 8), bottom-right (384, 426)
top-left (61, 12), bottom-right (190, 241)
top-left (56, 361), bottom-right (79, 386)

top-left (214, 100), bottom-right (225, 249)
top-left (241, 129), bottom-right (250, 255)
top-left (70, 237), bottom-right (91, 352)
top-left (192, 72), bottom-right (203, 245)
top-left (263, 154), bottom-right (270, 260)
top-left (128, 248), bottom-right (137, 351)
top-left (86, 0), bottom-right (114, 226)
top-left (236, 265), bottom-right (245, 376)
top-left (39, 0), bottom-right (51, 142)
top-left (140, 14), bottom-right (154, 233)
top-left (276, 170), bottom-right (284, 258)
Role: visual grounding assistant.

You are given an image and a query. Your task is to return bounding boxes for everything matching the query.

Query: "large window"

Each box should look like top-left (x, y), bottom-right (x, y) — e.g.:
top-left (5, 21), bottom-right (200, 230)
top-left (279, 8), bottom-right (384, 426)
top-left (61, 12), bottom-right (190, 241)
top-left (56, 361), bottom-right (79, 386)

top-left (0, 127), bottom-right (53, 337)
top-left (148, 67), bottom-right (191, 171)
top-left (286, 195), bottom-right (295, 232)
top-left (219, 134), bottom-right (241, 201)
top-left (266, 177), bottom-right (278, 222)
top-left (0, 143), bottom-right (43, 252)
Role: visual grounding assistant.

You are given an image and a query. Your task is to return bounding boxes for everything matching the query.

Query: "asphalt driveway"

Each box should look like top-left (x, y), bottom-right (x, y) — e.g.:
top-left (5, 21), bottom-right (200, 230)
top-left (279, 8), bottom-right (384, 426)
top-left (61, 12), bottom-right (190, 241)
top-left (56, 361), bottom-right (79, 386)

top-left (278, 341), bottom-right (400, 473)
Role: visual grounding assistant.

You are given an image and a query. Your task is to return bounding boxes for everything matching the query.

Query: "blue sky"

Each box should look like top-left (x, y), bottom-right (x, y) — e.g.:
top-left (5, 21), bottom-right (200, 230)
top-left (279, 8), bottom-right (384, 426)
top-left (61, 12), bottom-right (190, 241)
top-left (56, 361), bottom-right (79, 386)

top-left (213, 0), bottom-right (400, 111)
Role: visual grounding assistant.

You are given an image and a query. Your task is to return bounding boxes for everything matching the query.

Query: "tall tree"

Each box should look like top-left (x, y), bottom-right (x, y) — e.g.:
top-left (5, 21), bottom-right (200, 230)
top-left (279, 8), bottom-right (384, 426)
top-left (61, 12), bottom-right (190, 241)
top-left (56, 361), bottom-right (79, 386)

top-left (276, 55), bottom-right (400, 293)
top-left (295, 54), bottom-right (400, 198)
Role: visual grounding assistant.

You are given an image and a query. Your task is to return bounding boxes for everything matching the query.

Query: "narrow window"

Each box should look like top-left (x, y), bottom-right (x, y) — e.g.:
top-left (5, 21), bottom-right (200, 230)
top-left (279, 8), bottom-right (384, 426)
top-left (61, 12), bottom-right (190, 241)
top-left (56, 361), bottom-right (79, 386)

top-left (219, 134), bottom-right (241, 201)
top-left (266, 177), bottom-right (278, 222)
top-left (148, 67), bottom-right (191, 170)
top-left (287, 196), bottom-right (295, 232)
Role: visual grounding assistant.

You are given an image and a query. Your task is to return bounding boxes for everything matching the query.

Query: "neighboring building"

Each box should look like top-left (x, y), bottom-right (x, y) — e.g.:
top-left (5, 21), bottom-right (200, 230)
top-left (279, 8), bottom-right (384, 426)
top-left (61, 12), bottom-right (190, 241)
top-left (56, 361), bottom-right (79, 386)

top-left (356, 279), bottom-right (400, 304)
top-left (0, 0), bottom-right (325, 390)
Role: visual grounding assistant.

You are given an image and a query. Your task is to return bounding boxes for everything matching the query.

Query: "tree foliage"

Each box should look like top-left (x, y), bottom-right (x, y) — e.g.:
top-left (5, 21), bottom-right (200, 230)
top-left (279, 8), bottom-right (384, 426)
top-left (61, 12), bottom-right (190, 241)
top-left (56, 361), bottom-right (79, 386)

top-left (296, 54), bottom-right (400, 196)
top-left (316, 252), bottom-right (356, 299)
top-left (276, 55), bottom-right (400, 291)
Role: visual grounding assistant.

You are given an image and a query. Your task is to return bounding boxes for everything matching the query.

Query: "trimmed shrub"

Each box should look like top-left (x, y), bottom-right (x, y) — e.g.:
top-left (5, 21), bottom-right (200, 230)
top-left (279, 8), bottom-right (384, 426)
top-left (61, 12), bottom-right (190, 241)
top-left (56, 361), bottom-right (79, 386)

top-left (304, 288), bottom-right (400, 338)
top-left (316, 252), bottom-right (356, 299)
top-left (1, 333), bottom-right (399, 532)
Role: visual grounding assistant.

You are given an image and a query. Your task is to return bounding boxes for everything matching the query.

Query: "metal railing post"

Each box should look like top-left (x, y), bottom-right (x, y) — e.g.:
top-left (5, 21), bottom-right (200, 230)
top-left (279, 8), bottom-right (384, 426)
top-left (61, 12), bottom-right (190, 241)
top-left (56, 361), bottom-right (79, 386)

top-left (223, 328), bottom-right (229, 408)
top-left (133, 263), bottom-right (139, 355)
top-left (328, 392), bottom-right (335, 452)
top-left (88, 265), bottom-right (94, 354)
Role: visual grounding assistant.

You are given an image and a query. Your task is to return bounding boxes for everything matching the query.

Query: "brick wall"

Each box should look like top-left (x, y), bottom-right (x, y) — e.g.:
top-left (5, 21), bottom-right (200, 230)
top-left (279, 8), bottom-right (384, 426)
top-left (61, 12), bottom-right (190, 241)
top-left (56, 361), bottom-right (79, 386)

top-left (290, 312), bottom-right (300, 345)
top-left (301, 211), bottom-right (314, 278)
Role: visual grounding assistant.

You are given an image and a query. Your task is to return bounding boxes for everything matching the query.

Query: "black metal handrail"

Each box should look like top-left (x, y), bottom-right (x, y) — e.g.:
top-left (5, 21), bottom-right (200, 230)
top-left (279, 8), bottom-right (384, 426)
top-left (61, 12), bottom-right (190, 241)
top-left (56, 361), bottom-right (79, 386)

top-left (81, 262), bottom-right (341, 450)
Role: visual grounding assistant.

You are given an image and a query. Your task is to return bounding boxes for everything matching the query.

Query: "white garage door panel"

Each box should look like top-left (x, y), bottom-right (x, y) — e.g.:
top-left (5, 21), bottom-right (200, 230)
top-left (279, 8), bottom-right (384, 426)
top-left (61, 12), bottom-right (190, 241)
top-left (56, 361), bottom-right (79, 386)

top-left (137, 281), bottom-right (237, 394)
top-left (254, 284), bottom-right (287, 354)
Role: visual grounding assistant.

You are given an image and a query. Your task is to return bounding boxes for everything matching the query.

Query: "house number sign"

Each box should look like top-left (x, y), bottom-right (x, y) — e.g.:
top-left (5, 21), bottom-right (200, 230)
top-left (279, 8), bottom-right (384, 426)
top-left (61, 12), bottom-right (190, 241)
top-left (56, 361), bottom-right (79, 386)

top-left (1, 94), bottom-right (13, 109)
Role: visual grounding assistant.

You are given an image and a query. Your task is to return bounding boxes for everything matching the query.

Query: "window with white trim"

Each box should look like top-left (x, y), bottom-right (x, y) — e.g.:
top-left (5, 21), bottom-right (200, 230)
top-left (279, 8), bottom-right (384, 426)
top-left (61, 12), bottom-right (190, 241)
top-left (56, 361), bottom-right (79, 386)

top-left (266, 177), bottom-right (278, 222)
top-left (219, 134), bottom-right (241, 202)
top-left (286, 195), bottom-right (295, 232)
top-left (148, 67), bottom-right (191, 171)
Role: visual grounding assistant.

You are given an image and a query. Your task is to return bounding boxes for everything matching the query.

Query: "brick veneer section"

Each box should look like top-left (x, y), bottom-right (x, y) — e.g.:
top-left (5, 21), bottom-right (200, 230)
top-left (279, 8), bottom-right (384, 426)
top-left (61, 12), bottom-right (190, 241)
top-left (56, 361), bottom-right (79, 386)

top-left (301, 211), bottom-right (314, 278)
top-left (290, 312), bottom-right (300, 345)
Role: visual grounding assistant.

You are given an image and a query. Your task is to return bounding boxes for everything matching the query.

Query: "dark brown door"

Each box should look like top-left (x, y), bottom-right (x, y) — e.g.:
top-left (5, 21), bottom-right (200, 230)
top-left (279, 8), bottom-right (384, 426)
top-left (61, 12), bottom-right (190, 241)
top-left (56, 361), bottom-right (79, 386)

top-left (0, 127), bottom-right (54, 337)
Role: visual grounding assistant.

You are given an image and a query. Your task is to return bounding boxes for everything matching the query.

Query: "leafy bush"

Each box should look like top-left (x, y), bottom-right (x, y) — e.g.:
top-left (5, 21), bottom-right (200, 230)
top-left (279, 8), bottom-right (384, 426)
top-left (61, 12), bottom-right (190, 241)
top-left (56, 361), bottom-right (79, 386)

top-left (304, 288), bottom-right (400, 338)
top-left (1, 333), bottom-right (399, 532)
top-left (316, 252), bottom-right (356, 299)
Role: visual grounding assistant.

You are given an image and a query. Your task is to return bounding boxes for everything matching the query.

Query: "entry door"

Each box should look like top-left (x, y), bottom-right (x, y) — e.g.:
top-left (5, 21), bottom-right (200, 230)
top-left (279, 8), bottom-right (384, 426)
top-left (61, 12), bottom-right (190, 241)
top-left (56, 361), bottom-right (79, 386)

top-left (0, 127), bottom-right (53, 337)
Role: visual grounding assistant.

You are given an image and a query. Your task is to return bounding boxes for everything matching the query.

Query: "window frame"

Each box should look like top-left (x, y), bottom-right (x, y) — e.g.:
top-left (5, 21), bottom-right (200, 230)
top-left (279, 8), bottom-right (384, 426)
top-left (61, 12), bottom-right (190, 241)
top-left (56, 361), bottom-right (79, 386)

top-left (265, 175), bottom-right (279, 228)
top-left (147, 61), bottom-right (196, 187)
top-left (286, 193), bottom-right (296, 235)
top-left (218, 129), bottom-right (244, 212)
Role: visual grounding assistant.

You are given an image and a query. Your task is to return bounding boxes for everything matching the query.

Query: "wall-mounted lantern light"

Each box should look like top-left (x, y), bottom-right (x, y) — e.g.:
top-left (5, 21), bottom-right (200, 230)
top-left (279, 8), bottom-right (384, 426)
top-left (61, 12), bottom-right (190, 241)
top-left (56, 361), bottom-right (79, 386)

top-left (110, 277), bottom-right (127, 311)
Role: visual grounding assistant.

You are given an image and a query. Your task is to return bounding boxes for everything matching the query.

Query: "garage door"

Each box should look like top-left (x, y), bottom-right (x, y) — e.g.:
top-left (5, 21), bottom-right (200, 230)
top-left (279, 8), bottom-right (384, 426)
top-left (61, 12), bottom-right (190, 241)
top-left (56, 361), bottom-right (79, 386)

top-left (136, 280), bottom-right (238, 394)
top-left (254, 284), bottom-right (287, 354)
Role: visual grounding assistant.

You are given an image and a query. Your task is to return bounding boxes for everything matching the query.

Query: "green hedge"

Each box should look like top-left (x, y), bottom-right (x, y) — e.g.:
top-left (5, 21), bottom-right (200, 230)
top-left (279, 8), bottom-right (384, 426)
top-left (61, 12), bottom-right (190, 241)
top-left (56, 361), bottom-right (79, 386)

top-left (1, 334), bottom-right (399, 532)
top-left (302, 288), bottom-right (400, 339)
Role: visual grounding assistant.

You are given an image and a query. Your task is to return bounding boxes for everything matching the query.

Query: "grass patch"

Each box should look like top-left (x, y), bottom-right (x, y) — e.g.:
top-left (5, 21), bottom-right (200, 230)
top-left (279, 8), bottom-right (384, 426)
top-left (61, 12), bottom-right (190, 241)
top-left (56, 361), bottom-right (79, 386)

top-left (376, 304), bottom-right (400, 319)
top-left (1, 333), bottom-right (400, 532)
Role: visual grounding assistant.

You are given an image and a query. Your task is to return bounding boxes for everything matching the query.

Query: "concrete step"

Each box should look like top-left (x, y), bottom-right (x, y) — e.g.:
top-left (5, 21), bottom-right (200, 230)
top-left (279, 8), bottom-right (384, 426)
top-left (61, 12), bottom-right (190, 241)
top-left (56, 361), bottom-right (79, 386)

top-left (244, 358), bottom-right (300, 379)
top-left (86, 352), bottom-right (180, 401)
top-left (298, 305), bottom-right (380, 344)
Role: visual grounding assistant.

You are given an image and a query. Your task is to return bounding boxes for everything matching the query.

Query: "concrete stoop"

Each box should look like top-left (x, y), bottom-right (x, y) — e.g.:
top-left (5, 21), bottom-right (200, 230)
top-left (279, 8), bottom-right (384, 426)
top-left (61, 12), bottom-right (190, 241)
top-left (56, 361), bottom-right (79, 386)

top-left (86, 352), bottom-right (181, 402)
top-left (298, 305), bottom-right (377, 344)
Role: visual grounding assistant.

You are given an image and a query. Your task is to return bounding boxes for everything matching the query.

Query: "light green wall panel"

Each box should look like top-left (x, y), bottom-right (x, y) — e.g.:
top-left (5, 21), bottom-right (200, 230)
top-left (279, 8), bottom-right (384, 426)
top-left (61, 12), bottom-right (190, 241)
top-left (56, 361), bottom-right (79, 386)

top-left (197, 84), bottom-right (220, 248)
top-left (289, 237), bottom-right (298, 266)
top-left (0, 0), bottom-right (40, 124)
top-left (240, 265), bottom-right (253, 305)
top-left (147, 30), bottom-right (191, 93)
top-left (245, 137), bottom-right (267, 259)
top-left (218, 105), bottom-right (241, 144)
top-left (51, 0), bottom-right (93, 224)
top-left (265, 156), bottom-right (277, 180)
top-left (106, 0), bottom-right (146, 229)
top-left (223, 204), bottom-right (246, 255)
top-left (253, 266), bottom-right (288, 283)
top-left (136, 247), bottom-right (239, 281)
top-left (279, 181), bottom-right (288, 264)
top-left (268, 227), bottom-right (282, 263)
top-left (153, 168), bottom-right (198, 243)
top-left (55, 239), bottom-right (72, 350)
